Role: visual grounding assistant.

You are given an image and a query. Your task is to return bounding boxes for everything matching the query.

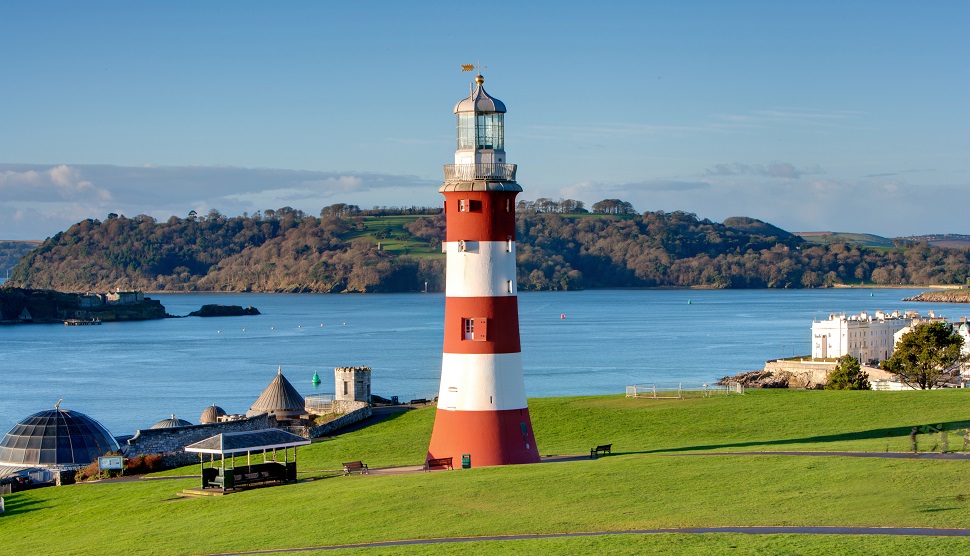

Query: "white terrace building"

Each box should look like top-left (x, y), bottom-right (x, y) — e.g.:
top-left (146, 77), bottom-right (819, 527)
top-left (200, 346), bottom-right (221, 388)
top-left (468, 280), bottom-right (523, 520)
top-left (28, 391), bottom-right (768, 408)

top-left (812, 310), bottom-right (922, 364)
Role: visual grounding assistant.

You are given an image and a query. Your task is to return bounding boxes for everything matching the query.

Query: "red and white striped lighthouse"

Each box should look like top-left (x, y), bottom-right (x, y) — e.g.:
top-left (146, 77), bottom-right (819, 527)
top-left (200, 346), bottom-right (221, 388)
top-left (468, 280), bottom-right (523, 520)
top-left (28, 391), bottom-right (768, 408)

top-left (426, 71), bottom-right (540, 467)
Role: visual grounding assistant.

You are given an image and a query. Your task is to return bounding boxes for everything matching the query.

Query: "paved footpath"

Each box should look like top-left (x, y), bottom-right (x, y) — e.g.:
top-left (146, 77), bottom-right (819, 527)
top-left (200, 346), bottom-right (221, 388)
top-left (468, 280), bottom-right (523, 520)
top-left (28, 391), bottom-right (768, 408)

top-left (208, 526), bottom-right (970, 555)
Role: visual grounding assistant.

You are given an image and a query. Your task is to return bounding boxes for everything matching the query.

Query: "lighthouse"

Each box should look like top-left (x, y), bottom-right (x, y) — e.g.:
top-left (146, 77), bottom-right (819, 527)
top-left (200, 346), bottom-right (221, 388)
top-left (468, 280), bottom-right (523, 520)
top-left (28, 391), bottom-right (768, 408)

top-left (426, 71), bottom-right (540, 467)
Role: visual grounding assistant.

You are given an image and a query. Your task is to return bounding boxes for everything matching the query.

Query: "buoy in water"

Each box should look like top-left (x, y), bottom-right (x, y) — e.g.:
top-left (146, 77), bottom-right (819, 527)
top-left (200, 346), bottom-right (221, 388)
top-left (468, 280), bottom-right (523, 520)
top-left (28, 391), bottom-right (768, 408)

top-left (688, 299), bottom-right (692, 305)
top-left (560, 314), bottom-right (565, 320)
top-left (311, 371), bottom-right (321, 385)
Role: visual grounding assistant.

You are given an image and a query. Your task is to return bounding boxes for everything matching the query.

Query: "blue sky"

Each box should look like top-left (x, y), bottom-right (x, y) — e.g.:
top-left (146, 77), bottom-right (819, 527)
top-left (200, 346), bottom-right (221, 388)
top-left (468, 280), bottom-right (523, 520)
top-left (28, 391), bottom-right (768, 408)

top-left (1, 1), bottom-right (967, 239)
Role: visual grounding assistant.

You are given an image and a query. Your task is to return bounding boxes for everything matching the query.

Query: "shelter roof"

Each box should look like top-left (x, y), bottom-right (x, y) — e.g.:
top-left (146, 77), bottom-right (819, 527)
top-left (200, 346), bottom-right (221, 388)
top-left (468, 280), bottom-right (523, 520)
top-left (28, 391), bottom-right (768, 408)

top-left (184, 429), bottom-right (310, 455)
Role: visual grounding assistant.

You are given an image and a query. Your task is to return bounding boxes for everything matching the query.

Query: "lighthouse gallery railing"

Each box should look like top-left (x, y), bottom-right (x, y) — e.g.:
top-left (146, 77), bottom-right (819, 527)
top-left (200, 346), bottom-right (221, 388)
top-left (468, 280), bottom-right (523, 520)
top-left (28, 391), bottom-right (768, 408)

top-left (443, 163), bottom-right (517, 182)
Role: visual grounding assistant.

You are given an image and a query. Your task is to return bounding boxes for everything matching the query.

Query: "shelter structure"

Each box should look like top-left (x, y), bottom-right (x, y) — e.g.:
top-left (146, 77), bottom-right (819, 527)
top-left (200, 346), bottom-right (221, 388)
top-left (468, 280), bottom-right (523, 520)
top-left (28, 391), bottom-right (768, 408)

top-left (185, 429), bottom-right (309, 491)
top-left (247, 367), bottom-right (305, 420)
top-left (0, 402), bottom-right (119, 478)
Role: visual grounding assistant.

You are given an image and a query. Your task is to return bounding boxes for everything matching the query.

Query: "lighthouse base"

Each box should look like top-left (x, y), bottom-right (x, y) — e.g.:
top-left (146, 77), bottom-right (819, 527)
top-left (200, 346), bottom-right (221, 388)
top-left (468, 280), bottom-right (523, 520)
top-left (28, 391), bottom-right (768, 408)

top-left (427, 407), bottom-right (541, 467)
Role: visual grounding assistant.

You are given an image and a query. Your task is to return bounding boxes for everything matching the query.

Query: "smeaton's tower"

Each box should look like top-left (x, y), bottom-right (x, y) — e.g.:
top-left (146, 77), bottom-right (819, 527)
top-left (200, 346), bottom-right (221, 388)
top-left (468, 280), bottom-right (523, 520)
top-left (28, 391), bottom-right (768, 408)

top-left (426, 71), bottom-right (540, 467)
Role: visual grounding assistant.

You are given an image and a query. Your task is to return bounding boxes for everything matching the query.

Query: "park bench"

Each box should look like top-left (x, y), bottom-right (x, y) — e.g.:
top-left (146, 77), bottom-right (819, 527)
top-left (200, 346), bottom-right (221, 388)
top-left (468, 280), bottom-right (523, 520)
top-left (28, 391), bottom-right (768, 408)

top-left (590, 444), bottom-right (612, 459)
top-left (342, 461), bottom-right (369, 475)
top-left (207, 462), bottom-right (287, 491)
top-left (424, 457), bottom-right (453, 471)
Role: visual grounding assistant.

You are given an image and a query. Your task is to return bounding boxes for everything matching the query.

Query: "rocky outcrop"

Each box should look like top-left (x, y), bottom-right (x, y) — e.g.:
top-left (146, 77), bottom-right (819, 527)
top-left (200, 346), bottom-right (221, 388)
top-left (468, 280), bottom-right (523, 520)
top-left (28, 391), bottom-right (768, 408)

top-left (903, 290), bottom-right (970, 303)
top-left (188, 304), bottom-right (261, 317)
top-left (717, 370), bottom-right (790, 388)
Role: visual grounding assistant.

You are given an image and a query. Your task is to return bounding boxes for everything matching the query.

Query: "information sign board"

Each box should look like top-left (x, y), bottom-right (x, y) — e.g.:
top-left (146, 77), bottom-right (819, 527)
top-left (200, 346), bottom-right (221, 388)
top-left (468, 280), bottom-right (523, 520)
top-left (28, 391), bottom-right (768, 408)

top-left (98, 456), bottom-right (124, 471)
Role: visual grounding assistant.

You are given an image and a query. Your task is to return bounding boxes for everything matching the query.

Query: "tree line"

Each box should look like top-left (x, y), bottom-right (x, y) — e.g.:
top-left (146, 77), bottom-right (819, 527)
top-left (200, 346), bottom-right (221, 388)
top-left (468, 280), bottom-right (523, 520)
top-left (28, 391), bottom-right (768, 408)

top-left (5, 203), bottom-right (969, 293)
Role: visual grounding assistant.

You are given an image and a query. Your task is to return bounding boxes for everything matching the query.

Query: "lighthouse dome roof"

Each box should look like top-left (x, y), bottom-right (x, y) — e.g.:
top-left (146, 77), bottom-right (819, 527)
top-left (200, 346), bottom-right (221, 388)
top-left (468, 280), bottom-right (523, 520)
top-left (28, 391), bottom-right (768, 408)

top-left (454, 76), bottom-right (506, 114)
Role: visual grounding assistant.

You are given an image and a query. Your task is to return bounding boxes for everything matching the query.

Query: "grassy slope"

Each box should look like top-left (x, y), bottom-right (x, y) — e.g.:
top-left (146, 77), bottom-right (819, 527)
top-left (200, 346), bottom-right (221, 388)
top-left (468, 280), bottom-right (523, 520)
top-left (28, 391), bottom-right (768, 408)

top-left (795, 232), bottom-right (895, 248)
top-left (343, 215), bottom-right (441, 258)
top-left (3, 390), bottom-right (970, 555)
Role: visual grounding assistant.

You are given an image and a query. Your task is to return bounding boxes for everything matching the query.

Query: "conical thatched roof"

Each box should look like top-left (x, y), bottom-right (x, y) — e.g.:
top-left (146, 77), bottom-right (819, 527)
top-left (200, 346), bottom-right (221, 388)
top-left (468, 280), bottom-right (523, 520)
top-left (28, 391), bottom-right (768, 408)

top-left (248, 367), bottom-right (304, 417)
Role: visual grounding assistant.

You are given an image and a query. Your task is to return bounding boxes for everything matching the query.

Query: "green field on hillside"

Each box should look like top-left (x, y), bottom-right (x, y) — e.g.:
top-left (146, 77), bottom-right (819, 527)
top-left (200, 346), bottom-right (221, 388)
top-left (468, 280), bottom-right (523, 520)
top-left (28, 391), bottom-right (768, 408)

top-left (795, 231), bottom-right (895, 248)
top-left (3, 390), bottom-right (970, 555)
top-left (343, 215), bottom-right (442, 258)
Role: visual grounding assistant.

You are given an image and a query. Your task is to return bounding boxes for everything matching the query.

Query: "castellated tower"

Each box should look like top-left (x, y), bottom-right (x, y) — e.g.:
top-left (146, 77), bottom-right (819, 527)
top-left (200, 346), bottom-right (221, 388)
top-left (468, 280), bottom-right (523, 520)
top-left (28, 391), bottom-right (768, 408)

top-left (425, 73), bottom-right (540, 467)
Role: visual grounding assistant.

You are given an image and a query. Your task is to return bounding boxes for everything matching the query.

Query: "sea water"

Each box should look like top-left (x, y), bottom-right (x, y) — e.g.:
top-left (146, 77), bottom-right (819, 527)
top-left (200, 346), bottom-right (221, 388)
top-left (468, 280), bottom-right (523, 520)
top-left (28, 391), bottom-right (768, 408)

top-left (0, 288), bottom-right (964, 436)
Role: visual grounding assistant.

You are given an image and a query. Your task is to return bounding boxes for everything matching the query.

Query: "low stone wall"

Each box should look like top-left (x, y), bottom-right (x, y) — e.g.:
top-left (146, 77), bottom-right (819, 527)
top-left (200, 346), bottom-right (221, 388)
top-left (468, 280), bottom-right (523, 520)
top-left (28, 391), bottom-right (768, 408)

top-left (763, 359), bottom-right (894, 388)
top-left (126, 414), bottom-right (274, 456)
top-left (306, 401), bottom-right (371, 439)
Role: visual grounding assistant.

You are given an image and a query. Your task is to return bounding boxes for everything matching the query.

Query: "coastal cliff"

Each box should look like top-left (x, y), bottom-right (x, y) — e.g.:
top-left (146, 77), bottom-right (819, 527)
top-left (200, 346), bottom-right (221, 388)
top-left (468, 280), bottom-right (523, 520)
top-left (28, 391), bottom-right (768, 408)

top-left (0, 287), bottom-right (166, 324)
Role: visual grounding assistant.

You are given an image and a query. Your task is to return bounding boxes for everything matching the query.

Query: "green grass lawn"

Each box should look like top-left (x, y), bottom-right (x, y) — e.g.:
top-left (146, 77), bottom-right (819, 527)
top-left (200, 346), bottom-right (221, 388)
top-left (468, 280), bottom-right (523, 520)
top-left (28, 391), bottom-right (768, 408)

top-left (3, 390), bottom-right (970, 555)
top-left (342, 215), bottom-right (442, 258)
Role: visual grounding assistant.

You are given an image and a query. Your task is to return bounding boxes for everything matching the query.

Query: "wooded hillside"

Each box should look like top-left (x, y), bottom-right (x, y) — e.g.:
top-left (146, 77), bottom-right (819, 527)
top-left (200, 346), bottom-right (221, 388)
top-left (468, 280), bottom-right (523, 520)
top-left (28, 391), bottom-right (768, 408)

top-left (5, 205), bottom-right (969, 293)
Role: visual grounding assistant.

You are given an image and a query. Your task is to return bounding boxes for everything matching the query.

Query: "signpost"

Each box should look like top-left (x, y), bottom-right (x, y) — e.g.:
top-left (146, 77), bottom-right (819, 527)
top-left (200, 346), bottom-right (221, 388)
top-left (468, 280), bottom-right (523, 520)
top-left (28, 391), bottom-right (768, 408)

top-left (98, 456), bottom-right (124, 476)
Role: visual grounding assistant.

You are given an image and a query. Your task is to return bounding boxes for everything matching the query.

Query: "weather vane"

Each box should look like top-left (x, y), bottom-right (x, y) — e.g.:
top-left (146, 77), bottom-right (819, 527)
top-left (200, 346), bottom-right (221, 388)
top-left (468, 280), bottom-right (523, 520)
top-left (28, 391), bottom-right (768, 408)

top-left (461, 61), bottom-right (487, 74)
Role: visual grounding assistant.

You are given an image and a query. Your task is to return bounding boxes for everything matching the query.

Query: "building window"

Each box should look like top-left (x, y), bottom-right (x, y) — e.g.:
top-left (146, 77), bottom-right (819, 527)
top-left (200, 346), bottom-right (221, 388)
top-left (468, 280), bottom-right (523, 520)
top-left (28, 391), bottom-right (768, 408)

top-left (506, 198), bottom-right (511, 213)
top-left (464, 317), bottom-right (488, 341)
top-left (507, 280), bottom-right (513, 293)
top-left (506, 235), bottom-right (512, 252)
top-left (459, 199), bottom-right (468, 212)
top-left (343, 381), bottom-right (348, 396)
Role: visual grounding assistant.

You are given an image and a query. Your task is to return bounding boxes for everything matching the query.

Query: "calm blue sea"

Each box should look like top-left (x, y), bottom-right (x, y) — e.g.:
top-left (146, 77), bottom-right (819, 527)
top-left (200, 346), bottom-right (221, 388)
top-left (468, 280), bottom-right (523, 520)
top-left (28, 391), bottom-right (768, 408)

top-left (1, 288), bottom-right (966, 437)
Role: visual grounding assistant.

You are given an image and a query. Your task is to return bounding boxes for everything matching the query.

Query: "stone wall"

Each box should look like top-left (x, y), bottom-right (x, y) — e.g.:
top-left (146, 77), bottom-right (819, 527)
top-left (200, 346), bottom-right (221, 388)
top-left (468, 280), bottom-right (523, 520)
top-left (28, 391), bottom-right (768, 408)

top-left (763, 359), bottom-right (894, 388)
top-left (126, 414), bottom-right (274, 456)
top-left (306, 401), bottom-right (371, 439)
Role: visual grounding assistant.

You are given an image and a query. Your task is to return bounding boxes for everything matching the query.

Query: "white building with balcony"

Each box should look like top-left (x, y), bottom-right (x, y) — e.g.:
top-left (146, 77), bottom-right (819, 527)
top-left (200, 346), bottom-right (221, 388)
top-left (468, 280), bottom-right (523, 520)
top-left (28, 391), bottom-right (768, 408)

top-left (812, 310), bottom-right (916, 363)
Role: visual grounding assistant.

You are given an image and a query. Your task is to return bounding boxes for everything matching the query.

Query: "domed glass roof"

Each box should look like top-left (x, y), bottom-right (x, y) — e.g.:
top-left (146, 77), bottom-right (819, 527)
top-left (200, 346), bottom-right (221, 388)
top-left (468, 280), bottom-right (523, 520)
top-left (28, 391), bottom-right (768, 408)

top-left (0, 407), bottom-right (120, 468)
top-left (150, 414), bottom-right (193, 429)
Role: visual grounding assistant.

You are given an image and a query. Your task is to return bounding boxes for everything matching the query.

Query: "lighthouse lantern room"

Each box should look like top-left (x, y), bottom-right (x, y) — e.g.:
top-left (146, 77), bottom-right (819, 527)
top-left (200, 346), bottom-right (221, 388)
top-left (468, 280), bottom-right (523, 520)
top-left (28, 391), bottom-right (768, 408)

top-left (426, 71), bottom-right (540, 467)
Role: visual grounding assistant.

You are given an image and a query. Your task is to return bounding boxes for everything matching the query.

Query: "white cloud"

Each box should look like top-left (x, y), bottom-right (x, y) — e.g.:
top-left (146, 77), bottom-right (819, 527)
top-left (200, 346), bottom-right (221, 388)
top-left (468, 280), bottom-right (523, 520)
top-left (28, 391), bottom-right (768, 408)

top-left (0, 163), bottom-right (439, 239)
top-left (705, 162), bottom-right (824, 179)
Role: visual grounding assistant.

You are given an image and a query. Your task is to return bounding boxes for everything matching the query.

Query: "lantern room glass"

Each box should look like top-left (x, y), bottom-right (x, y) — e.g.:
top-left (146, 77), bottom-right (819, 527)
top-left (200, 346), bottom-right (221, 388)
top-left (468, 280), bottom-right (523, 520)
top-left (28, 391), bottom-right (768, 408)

top-left (457, 112), bottom-right (504, 150)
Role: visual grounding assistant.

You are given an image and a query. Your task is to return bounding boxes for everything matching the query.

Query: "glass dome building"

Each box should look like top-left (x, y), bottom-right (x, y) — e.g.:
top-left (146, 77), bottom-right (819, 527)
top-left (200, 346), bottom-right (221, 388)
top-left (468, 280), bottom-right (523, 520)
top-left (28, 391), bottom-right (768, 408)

top-left (0, 406), bottom-right (120, 470)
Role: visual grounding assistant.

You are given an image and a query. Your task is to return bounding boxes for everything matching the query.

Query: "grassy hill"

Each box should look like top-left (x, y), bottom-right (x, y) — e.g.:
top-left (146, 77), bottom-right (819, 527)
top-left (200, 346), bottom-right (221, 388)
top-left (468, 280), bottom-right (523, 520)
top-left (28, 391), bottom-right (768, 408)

top-left (3, 390), bottom-right (970, 554)
top-left (795, 231), bottom-right (895, 248)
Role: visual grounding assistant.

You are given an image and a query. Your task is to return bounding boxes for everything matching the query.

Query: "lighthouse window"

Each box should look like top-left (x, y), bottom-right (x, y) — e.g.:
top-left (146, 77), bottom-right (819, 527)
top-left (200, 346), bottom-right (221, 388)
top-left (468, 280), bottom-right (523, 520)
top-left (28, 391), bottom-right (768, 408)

top-left (458, 199), bottom-right (468, 212)
top-left (456, 113), bottom-right (504, 150)
top-left (464, 318), bottom-right (475, 340)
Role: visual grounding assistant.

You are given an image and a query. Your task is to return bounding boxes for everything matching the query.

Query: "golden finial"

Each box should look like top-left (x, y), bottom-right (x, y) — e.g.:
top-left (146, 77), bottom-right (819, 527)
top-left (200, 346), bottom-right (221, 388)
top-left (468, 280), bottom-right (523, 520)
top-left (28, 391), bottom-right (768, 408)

top-left (461, 61), bottom-right (488, 85)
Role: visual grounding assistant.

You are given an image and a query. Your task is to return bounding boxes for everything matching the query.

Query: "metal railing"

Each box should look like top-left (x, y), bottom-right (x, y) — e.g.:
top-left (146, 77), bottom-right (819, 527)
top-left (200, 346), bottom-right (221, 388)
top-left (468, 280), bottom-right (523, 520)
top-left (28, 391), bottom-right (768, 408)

top-left (443, 163), bottom-right (517, 182)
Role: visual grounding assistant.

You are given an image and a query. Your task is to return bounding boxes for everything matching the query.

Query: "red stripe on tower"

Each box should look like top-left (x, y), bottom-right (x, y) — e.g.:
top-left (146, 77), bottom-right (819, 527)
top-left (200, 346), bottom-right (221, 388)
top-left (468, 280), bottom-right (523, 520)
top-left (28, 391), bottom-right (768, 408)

top-left (426, 72), bottom-right (540, 467)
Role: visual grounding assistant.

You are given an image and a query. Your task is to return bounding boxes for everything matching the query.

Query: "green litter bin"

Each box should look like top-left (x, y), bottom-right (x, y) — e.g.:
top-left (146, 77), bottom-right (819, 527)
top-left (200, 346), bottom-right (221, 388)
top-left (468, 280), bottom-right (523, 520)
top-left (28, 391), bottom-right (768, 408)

top-left (461, 454), bottom-right (471, 469)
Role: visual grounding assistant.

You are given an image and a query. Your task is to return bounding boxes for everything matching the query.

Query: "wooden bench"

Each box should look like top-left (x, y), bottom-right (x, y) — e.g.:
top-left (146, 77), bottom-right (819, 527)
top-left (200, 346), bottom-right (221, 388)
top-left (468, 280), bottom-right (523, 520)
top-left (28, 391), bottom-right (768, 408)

top-left (342, 461), bottom-right (368, 475)
top-left (207, 462), bottom-right (287, 490)
top-left (590, 444), bottom-right (612, 459)
top-left (424, 457), bottom-right (453, 471)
